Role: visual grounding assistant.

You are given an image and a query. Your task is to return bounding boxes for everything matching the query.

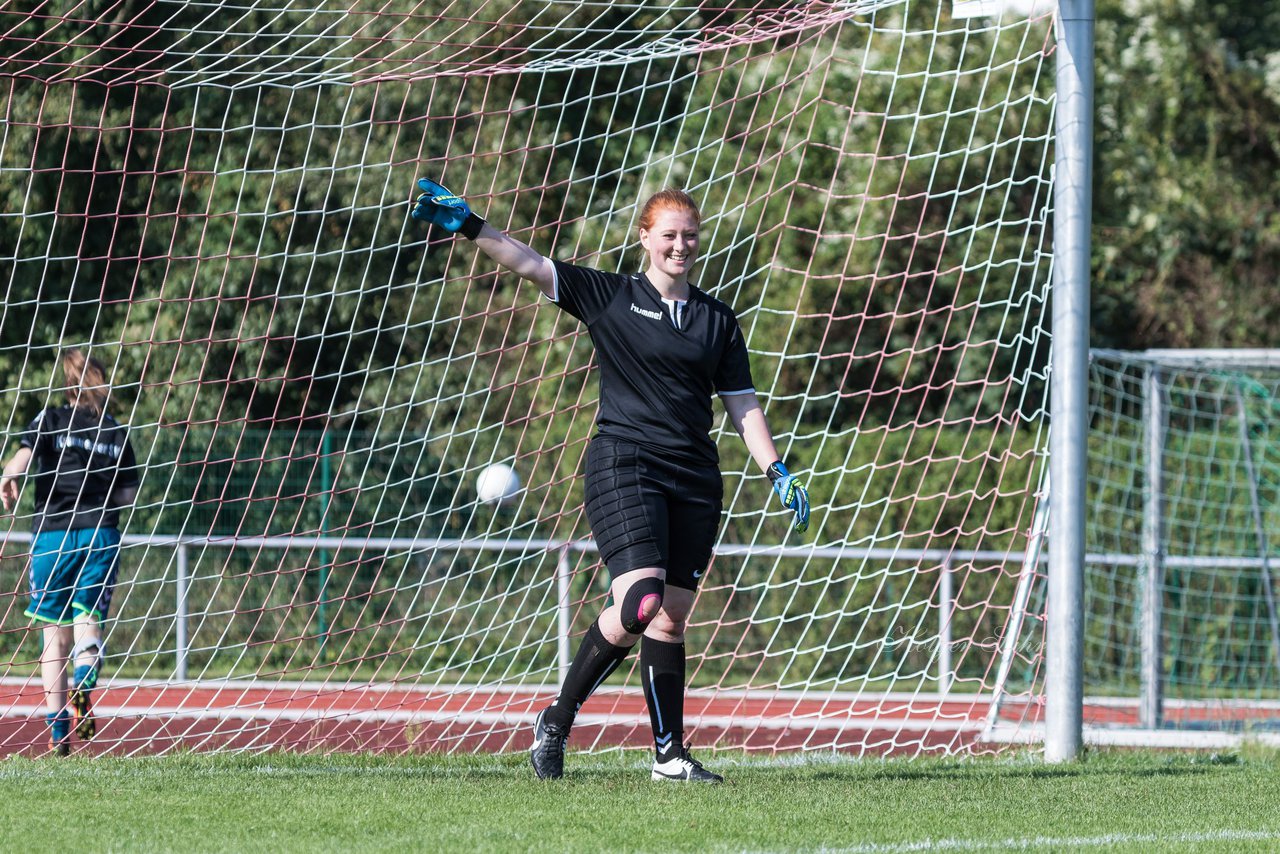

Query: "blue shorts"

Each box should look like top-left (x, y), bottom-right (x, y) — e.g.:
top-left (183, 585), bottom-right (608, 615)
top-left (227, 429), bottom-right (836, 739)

top-left (26, 527), bottom-right (122, 624)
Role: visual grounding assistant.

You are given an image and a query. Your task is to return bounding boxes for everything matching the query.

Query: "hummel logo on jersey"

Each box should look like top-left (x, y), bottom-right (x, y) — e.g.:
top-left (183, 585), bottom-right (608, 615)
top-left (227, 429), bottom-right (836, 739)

top-left (630, 303), bottom-right (662, 320)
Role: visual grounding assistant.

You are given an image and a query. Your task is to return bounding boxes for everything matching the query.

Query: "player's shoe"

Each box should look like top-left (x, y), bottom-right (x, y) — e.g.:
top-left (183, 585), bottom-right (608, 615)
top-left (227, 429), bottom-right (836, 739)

top-left (69, 687), bottom-right (96, 741)
top-left (651, 746), bottom-right (724, 783)
top-left (46, 710), bottom-right (71, 757)
top-left (529, 707), bottom-right (569, 780)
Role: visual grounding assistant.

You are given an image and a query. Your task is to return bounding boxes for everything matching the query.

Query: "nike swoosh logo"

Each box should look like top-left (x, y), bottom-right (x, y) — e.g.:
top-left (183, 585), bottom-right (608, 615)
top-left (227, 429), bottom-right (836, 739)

top-left (531, 714), bottom-right (545, 750)
top-left (692, 570), bottom-right (704, 578)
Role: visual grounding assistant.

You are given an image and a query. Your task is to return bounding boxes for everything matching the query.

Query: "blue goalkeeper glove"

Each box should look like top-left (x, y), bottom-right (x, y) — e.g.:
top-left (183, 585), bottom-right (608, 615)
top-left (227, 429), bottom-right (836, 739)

top-left (767, 461), bottom-right (810, 533)
top-left (411, 178), bottom-right (486, 239)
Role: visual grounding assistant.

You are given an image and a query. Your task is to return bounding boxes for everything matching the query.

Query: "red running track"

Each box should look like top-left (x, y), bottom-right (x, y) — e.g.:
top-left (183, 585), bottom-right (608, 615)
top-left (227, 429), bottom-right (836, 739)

top-left (4, 678), bottom-right (1275, 757)
top-left (0, 678), bottom-right (999, 757)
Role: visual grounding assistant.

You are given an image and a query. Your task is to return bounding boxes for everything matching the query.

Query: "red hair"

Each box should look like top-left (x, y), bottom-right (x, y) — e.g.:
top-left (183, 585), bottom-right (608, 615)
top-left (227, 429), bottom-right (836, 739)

top-left (638, 189), bottom-right (701, 232)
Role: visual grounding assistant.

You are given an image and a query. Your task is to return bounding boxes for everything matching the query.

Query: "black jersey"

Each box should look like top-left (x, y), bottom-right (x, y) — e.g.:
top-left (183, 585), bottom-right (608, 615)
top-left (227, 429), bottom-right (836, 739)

top-left (551, 260), bottom-right (755, 466)
top-left (19, 404), bottom-right (139, 533)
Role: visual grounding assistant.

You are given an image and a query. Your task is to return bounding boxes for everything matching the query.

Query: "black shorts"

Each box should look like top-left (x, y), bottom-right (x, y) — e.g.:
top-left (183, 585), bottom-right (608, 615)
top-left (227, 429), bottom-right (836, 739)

top-left (583, 436), bottom-right (723, 590)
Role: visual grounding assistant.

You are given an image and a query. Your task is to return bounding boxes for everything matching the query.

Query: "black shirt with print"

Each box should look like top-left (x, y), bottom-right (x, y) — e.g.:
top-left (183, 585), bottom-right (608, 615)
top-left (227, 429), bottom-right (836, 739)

top-left (551, 260), bottom-right (755, 467)
top-left (19, 405), bottom-right (140, 533)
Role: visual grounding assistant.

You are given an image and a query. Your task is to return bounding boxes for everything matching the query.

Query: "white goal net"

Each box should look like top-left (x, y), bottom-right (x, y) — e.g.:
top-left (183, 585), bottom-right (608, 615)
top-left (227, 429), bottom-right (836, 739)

top-left (0, 1), bottom-right (1059, 756)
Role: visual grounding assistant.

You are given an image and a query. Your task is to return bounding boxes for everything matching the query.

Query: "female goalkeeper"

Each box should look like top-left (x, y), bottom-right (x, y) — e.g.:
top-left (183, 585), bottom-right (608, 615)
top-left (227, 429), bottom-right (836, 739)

top-left (412, 180), bottom-right (811, 783)
top-left (1, 349), bottom-right (139, 755)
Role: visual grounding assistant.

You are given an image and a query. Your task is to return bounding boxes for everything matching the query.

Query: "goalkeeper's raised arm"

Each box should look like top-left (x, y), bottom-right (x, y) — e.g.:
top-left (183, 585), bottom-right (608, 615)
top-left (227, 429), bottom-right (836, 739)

top-left (410, 178), bottom-right (554, 296)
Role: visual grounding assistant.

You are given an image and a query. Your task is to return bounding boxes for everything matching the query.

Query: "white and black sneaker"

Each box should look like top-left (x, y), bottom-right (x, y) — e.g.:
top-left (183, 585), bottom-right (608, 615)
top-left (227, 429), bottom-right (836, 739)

top-left (651, 746), bottom-right (724, 783)
top-left (529, 708), bottom-right (569, 780)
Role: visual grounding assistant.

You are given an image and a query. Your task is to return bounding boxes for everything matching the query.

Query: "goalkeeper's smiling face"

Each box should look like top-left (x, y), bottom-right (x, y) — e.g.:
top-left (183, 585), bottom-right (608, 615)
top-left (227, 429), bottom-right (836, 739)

top-left (640, 208), bottom-right (700, 283)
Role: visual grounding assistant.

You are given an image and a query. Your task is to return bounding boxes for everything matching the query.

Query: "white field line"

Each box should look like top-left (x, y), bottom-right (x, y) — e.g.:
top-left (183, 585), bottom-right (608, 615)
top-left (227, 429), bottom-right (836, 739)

top-left (10, 676), bottom-right (1274, 711)
top-left (0, 676), bottom-right (985, 703)
top-left (1078, 695), bottom-right (1280, 711)
top-left (0, 704), bottom-right (984, 731)
top-left (985, 723), bottom-right (1280, 749)
top-left (806, 828), bottom-right (1280, 853)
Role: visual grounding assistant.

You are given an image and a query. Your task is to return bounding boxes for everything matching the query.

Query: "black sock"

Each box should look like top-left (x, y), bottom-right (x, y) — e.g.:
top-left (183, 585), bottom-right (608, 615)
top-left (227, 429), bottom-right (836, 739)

top-left (545, 619), bottom-right (631, 730)
top-left (641, 635), bottom-right (685, 761)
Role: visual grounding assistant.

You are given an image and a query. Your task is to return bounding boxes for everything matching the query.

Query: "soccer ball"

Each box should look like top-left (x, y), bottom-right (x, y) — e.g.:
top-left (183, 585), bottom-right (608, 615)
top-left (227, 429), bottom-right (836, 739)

top-left (476, 463), bottom-right (521, 506)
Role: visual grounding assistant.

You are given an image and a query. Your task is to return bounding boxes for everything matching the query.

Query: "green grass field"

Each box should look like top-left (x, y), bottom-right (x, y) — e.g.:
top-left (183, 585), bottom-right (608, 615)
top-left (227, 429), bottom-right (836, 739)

top-left (2, 748), bottom-right (1280, 853)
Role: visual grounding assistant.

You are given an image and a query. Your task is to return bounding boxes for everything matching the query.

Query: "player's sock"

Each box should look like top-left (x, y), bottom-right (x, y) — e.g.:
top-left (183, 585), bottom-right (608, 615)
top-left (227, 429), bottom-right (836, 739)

top-left (544, 619), bottom-right (630, 730)
top-left (70, 662), bottom-right (99, 740)
top-left (72, 662), bottom-right (99, 692)
top-left (46, 710), bottom-right (71, 757)
top-left (641, 635), bottom-right (684, 762)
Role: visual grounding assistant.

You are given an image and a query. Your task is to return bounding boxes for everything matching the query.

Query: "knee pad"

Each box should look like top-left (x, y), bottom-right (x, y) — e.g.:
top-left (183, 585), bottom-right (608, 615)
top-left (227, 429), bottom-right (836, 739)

top-left (620, 577), bottom-right (664, 634)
